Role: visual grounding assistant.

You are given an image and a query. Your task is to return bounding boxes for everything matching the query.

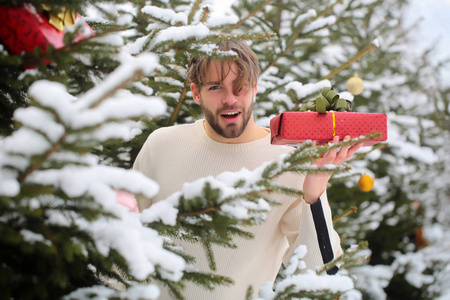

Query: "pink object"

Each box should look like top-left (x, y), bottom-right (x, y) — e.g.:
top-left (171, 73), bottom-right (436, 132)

top-left (116, 190), bottom-right (139, 212)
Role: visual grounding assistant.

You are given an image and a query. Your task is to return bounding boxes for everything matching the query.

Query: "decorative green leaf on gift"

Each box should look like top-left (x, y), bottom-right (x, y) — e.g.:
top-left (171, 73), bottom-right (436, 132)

top-left (300, 87), bottom-right (352, 113)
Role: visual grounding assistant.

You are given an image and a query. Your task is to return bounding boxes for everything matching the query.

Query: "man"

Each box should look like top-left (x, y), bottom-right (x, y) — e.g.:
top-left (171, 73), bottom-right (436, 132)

top-left (133, 41), bottom-right (362, 299)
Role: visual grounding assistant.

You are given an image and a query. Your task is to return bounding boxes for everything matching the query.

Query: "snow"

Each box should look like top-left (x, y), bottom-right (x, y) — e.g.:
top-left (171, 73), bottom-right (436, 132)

top-left (352, 265), bottom-right (393, 300)
top-left (302, 16), bottom-right (336, 34)
top-left (283, 245), bottom-right (308, 276)
top-left (14, 107), bottom-right (65, 143)
top-left (27, 165), bottom-right (159, 204)
top-left (142, 5), bottom-right (188, 25)
top-left (25, 58), bottom-right (167, 143)
top-left (221, 198), bottom-right (270, 220)
top-left (294, 9), bottom-right (317, 27)
top-left (132, 82), bottom-right (154, 96)
top-left (285, 80), bottom-right (332, 100)
top-left (137, 161), bottom-right (274, 225)
top-left (372, 38), bottom-right (380, 48)
top-left (258, 271), bottom-right (354, 299)
top-left (92, 33), bottom-right (125, 46)
top-left (77, 53), bottom-right (161, 108)
top-left (256, 243), bottom-right (357, 299)
top-left (1, 128), bottom-right (51, 156)
top-left (20, 229), bottom-right (51, 246)
top-left (63, 284), bottom-right (160, 300)
top-left (151, 23), bottom-right (210, 49)
top-left (206, 13), bottom-right (239, 28)
top-left (140, 197), bottom-right (179, 226)
top-left (74, 91), bottom-right (166, 129)
top-left (80, 214), bottom-right (185, 281)
top-left (3, 0), bottom-right (450, 299)
top-left (0, 45), bottom-right (187, 292)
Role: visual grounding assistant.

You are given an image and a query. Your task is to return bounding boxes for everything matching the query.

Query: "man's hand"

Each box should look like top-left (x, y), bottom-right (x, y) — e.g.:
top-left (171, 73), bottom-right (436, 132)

top-left (302, 135), bottom-right (363, 204)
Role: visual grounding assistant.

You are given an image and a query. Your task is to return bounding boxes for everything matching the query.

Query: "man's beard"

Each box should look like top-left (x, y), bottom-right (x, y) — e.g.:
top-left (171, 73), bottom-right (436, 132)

top-left (202, 103), bottom-right (253, 139)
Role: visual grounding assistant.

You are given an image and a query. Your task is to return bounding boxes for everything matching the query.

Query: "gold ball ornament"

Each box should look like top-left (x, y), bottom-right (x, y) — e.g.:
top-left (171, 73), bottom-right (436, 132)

top-left (346, 74), bottom-right (364, 95)
top-left (358, 174), bottom-right (374, 192)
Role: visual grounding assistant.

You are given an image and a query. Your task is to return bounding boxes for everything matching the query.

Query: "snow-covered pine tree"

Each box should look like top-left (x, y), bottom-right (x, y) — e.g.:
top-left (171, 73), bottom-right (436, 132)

top-left (1, 0), bottom-right (449, 299)
top-left (227, 0), bottom-right (450, 298)
top-left (278, 0), bottom-right (450, 298)
top-left (0, 1), bottom-right (363, 299)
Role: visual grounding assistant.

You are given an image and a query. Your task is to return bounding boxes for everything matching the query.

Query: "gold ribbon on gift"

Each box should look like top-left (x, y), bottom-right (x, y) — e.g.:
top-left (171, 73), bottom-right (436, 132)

top-left (300, 87), bottom-right (352, 114)
top-left (332, 111), bottom-right (336, 137)
top-left (42, 5), bottom-right (77, 31)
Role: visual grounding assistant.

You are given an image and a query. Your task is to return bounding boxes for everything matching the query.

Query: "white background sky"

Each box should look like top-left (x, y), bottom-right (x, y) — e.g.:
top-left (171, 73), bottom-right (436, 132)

top-left (404, 0), bottom-right (450, 84)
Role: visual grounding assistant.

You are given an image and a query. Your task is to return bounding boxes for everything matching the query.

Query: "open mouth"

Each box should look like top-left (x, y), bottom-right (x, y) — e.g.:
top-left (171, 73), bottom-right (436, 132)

top-left (221, 112), bottom-right (241, 119)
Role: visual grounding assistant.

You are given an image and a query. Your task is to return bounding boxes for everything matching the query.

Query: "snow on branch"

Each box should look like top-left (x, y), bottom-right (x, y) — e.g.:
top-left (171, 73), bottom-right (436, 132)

top-left (257, 242), bottom-right (369, 299)
top-left (77, 213), bottom-right (186, 282)
top-left (286, 80), bottom-right (332, 101)
top-left (138, 139), bottom-right (358, 271)
top-left (142, 5), bottom-right (188, 25)
top-left (294, 9), bottom-right (317, 28)
top-left (0, 51), bottom-right (183, 290)
top-left (1, 52), bottom-right (167, 197)
top-left (76, 53), bottom-right (160, 109)
top-left (27, 165), bottom-right (159, 213)
top-left (64, 284), bottom-right (161, 300)
top-left (302, 16), bottom-right (336, 35)
top-left (151, 23), bottom-right (210, 50)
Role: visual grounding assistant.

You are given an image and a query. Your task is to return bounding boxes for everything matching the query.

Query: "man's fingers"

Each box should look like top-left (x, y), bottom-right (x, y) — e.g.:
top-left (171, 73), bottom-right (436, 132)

top-left (330, 136), bottom-right (362, 165)
top-left (335, 136), bottom-right (350, 162)
top-left (346, 142), bottom-right (363, 158)
top-left (314, 136), bottom-right (362, 166)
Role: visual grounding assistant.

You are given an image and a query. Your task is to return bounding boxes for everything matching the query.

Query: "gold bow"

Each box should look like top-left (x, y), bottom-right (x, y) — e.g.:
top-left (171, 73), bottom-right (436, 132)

top-left (42, 5), bottom-right (77, 31)
top-left (300, 87), bottom-right (352, 114)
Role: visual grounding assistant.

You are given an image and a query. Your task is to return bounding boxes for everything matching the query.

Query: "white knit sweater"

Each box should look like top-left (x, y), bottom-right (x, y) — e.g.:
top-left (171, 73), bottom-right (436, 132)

top-left (133, 119), bottom-right (341, 300)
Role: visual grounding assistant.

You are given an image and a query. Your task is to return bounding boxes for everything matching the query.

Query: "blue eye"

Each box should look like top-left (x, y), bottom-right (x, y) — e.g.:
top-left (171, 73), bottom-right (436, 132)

top-left (209, 85), bottom-right (221, 91)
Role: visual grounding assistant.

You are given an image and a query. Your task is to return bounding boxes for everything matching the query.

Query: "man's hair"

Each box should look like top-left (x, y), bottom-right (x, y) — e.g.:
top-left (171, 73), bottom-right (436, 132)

top-left (187, 41), bottom-right (260, 95)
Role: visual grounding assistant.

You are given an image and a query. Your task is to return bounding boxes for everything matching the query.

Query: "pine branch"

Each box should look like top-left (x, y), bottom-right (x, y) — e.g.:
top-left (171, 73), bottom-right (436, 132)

top-left (261, 5), bottom-right (341, 74)
top-left (169, 76), bottom-right (191, 125)
top-left (315, 0), bottom-right (345, 20)
top-left (319, 43), bottom-right (378, 81)
top-left (176, 135), bottom-right (375, 219)
top-left (184, 270), bottom-right (234, 290)
top-left (188, 0), bottom-right (203, 25)
top-left (202, 234), bottom-right (217, 271)
top-left (346, 142), bottom-right (388, 163)
top-left (149, 136), bottom-right (377, 275)
top-left (169, 31), bottom-right (275, 52)
top-left (199, 5), bottom-right (211, 24)
top-left (316, 241), bottom-right (369, 275)
top-left (18, 131), bottom-right (68, 184)
top-left (245, 286), bottom-right (254, 300)
top-left (213, 0), bottom-right (275, 31)
top-left (178, 206), bottom-right (216, 217)
top-left (262, 12), bottom-right (316, 73)
top-left (141, 6), bottom-right (173, 26)
top-left (333, 206), bottom-right (358, 224)
top-left (22, 23), bottom-right (127, 68)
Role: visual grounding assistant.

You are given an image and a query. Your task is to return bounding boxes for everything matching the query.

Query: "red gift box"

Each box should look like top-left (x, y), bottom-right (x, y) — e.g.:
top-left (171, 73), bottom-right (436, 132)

top-left (0, 4), bottom-right (93, 56)
top-left (270, 111), bottom-right (387, 146)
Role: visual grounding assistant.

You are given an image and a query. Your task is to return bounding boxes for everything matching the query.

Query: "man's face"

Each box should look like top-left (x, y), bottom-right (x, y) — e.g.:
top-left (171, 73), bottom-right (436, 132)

top-left (191, 61), bottom-right (256, 140)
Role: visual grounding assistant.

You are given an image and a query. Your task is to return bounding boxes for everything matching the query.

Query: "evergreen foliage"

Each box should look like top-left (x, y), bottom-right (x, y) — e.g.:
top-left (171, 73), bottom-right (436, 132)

top-left (0, 0), bottom-right (449, 299)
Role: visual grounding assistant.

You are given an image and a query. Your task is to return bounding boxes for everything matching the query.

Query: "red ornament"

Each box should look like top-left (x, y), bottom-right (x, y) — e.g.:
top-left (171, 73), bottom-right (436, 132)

top-left (0, 4), bottom-right (93, 56)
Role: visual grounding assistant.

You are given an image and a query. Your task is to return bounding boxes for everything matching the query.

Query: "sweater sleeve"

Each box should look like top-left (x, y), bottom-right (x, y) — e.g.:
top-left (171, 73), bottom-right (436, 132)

top-left (132, 134), bottom-right (155, 211)
top-left (280, 191), bottom-right (342, 270)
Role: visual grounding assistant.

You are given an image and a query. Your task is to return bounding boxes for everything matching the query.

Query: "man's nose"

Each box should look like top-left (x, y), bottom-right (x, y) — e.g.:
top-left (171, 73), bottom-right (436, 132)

top-left (222, 88), bottom-right (238, 105)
